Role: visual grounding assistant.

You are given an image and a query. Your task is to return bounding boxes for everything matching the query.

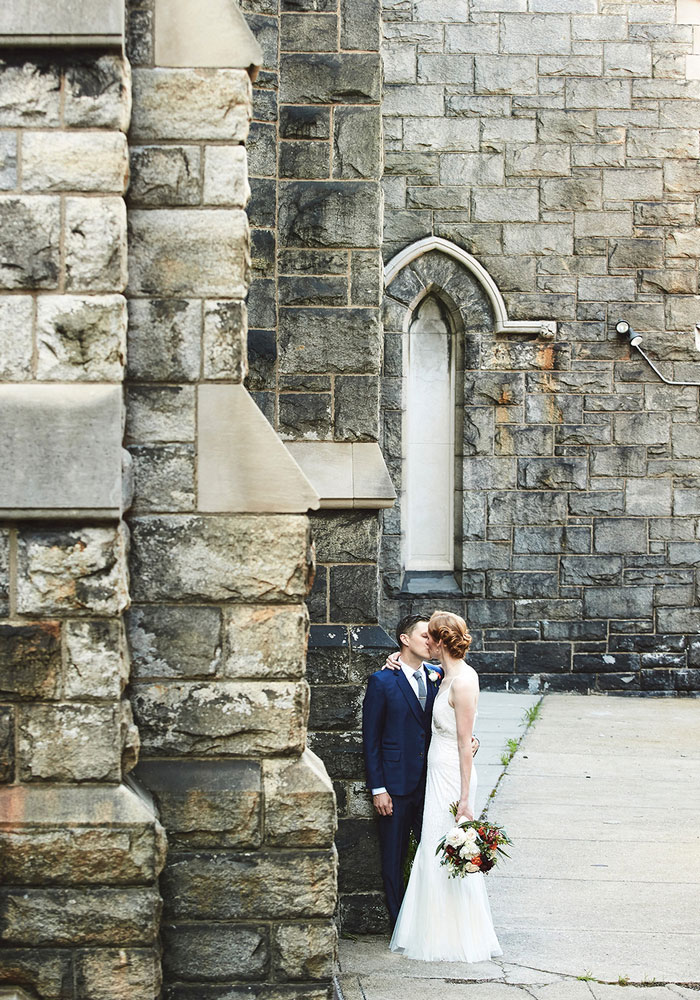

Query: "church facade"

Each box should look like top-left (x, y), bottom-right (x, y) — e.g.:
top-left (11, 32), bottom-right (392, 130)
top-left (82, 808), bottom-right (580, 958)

top-left (1, 0), bottom-right (700, 995)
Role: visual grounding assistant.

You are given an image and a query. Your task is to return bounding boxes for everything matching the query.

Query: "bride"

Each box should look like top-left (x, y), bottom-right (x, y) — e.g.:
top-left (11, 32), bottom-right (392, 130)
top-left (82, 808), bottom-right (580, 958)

top-left (390, 610), bottom-right (502, 962)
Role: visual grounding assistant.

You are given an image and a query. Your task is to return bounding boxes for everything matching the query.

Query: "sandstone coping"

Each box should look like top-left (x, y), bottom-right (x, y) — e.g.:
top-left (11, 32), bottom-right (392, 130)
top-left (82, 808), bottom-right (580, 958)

top-left (0, 384), bottom-right (123, 519)
top-left (0, 0), bottom-right (124, 48)
top-left (285, 442), bottom-right (396, 509)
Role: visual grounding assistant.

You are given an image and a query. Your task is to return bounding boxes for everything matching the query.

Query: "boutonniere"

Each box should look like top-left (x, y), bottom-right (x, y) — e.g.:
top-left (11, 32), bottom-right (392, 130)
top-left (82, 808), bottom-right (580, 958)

top-left (428, 670), bottom-right (440, 683)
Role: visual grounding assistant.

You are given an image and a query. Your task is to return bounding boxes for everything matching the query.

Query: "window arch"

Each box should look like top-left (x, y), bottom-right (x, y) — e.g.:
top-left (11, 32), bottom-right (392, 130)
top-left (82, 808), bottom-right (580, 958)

top-left (380, 239), bottom-right (555, 609)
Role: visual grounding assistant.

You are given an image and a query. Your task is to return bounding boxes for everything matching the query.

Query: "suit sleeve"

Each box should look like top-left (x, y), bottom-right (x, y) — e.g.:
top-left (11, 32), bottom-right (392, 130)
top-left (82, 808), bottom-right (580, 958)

top-left (362, 673), bottom-right (387, 792)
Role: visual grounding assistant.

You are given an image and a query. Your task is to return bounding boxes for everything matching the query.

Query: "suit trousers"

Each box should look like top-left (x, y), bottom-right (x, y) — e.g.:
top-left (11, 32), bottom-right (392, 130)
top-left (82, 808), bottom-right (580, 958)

top-left (377, 777), bottom-right (426, 926)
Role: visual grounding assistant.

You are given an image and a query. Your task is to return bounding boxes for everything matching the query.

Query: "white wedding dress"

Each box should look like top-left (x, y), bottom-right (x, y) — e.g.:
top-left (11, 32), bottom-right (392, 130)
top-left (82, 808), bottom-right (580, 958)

top-left (390, 677), bottom-right (503, 962)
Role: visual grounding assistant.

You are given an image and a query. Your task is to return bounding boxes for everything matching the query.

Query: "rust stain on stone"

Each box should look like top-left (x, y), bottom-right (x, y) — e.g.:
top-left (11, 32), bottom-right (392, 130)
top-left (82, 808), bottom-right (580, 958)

top-left (536, 344), bottom-right (555, 370)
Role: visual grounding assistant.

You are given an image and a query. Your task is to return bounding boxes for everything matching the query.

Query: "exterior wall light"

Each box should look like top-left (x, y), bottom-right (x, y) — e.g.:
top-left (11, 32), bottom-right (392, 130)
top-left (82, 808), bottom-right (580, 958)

top-left (615, 318), bottom-right (700, 388)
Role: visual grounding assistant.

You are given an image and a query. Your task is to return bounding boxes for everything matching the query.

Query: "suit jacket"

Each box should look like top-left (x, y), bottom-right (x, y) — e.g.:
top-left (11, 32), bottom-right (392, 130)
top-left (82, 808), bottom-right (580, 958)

top-left (362, 665), bottom-right (441, 797)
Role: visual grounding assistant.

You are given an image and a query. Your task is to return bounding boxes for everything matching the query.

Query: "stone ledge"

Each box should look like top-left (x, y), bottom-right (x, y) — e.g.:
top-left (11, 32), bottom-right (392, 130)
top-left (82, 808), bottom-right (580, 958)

top-left (285, 442), bottom-right (395, 509)
top-left (0, 385), bottom-right (123, 519)
top-left (0, 0), bottom-right (124, 48)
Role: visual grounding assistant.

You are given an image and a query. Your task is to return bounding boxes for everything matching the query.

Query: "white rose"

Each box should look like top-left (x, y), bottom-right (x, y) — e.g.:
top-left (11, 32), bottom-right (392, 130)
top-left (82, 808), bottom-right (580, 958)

top-left (445, 827), bottom-right (468, 848)
top-left (465, 862), bottom-right (480, 873)
top-left (459, 844), bottom-right (478, 859)
top-left (428, 671), bottom-right (440, 683)
top-left (463, 827), bottom-right (478, 842)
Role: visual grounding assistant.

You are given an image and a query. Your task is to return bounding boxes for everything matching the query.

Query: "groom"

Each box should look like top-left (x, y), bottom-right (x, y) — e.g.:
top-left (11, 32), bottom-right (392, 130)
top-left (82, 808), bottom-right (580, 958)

top-left (362, 614), bottom-right (440, 926)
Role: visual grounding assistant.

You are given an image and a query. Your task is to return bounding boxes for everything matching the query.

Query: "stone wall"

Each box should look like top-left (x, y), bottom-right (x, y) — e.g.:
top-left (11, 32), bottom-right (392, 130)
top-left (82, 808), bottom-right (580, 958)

top-left (0, 50), bottom-right (166, 999)
top-left (124, 5), bottom-right (338, 998)
top-left (379, 0), bottom-right (700, 696)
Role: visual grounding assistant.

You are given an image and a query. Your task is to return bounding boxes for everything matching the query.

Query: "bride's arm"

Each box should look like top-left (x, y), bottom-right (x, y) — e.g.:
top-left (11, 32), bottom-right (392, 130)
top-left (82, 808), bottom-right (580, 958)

top-left (452, 671), bottom-right (479, 822)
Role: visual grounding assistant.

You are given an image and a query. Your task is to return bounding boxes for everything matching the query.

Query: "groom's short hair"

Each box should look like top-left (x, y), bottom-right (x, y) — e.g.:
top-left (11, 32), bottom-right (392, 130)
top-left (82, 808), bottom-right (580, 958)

top-left (396, 614), bottom-right (430, 649)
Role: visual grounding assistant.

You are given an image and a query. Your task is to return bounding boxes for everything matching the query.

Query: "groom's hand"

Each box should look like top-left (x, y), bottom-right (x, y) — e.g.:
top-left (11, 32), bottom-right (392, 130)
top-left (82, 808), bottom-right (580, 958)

top-left (373, 791), bottom-right (393, 816)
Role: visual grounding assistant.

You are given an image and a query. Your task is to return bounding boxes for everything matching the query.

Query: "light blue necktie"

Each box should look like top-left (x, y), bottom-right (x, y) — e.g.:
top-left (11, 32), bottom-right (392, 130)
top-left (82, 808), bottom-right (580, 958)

top-left (414, 668), bottom-right (427, 711)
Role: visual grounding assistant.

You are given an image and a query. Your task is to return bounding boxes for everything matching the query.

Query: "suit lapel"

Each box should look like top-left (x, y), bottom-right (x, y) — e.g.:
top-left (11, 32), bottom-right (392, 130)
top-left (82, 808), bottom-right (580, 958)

top-left (394, 668), bottom-right (427, 729)
top-left (425, 669), bottom-right (438, 717)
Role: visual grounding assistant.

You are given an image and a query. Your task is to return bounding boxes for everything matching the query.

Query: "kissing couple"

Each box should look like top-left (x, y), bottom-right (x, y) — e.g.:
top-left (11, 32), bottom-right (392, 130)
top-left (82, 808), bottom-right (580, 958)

top-left (362, 610), bottom-right (502, 962)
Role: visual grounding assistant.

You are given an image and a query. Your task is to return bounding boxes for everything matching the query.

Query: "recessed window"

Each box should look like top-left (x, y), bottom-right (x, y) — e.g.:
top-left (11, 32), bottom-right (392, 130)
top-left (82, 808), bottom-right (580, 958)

top-left (403, 295), bottom-right (455, 573)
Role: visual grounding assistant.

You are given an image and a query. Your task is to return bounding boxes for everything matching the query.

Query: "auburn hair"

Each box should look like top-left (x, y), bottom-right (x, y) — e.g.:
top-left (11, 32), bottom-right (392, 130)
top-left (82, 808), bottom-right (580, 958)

top-left (428, 611), bottom-right (472, 659)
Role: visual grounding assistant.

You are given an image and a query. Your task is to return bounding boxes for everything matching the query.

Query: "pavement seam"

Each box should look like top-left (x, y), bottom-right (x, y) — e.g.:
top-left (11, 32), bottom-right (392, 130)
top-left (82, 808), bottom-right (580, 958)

top-left (481, 695), bottom-right (544, 822)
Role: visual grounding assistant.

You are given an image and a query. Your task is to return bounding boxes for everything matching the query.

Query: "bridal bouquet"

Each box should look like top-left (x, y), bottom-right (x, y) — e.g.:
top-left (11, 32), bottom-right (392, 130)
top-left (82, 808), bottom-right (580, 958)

top-left (436, 804), bottom-right (511, 878)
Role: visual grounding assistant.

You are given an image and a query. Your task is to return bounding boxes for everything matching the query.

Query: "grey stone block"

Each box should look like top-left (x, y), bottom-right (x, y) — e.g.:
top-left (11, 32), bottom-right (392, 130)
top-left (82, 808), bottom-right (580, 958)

top-left (340, 0), bottom-right (380, 50)
top-left (487, 572), bottom-right (557, 599)
top-left (487, 490), bottom-right (567, 525)
top-left (65, 197), bottom-right (127, 292)
top-left (334, 376), bottom-right (379, 441)
top-left (128, 146), bottom-right (202, 207)
top-left (23, 132), bottom-right (128, 194)
top-left (17, 526), bottom-right (127, 615)
top-left (494, 425), bottom-right (553, 457)
top-left (668, 542), bottom-right (700, 566)
top-left (555, 423), bottom-right (611, 447)
top-left (583, 586), bottom-right (654, 620)
top-left (590, 446), bottom-right (646, 477)
top-left (464, 372), bottom-right (524, 407)
top-left (310, 511), bottom-right (378, 562)
top-left (36, 295), bottom-right (126, 381)
top-left (516, 642), bottom-right (571, 673)
top-left (279, 307), bottom-right (381, 374)
top-left (329, 565), bottom-right (378, 622)
top-left (127, 299), bottom-right (201, 382)
top-left (279, 180), bottom-right (381, 248)
top-left (514, 526), bottom-right (591, 555)
top-left (203, 300), bottom-right (247, 381)
top-left (568, 492), bottom-right (625, 516)
top-left (542, 177), bottom-right (601, 211)
top-left (334, 108), bottom-right (381, 179)
top-left (134, 758), bottom-right (261, 849)
top-left (17, 704), bottom-right (121, 782)
top-left (475, 55), bottom-right (537, 95)
top-left (0, 195), bottom-right (60, 289)
top-left (0, 297), bottom-right (33, 380)
top-left (280, 105), bottom-right (331, 140)
top-left (129, 444), bottom-right (196, 512)
top-left (0, 531), bottom-right (8, 616)
top-left (0, 133), bottom-right (18, 189)
top-left (351, 251), bottom-right (382, 307)
top-left (517, 457), bottom-right (587, 490)
top-left (128, 209), bottom-right (249, 298)
top-left (626, 479), bottom-right (672, 516)
top-left (472, 187), bottom-right (539, 223)
top-left (131, 68), bottom-right (251, 141)
top-left (161, 924), bottom-right (268, 981)
top-left (280, 12), bottom-right (338, 52)
top-left (279, 392), bottom-right (332, 440)
top-left (0, 622), bottom-right (62, 702)
top-left (524, 392), bottom-right (582, 425)
top-left (127, 605), bottom-right (222, 679)
top-left (0, 60), bottom-right (61, 128)
top-left (464, 457), bottom-right (517, 490)
top-left (129, 515), bottom-right (312, 603)
top-left (125, 386), bottom-right (195, 444)
top-left (132, 679), bottom-right (308, 757)
top-left (614, 412), bottom-right (670, 446)
top-left (279, 140), bottom-right (330, 180)
top-left (560, 555), bottom-right (622, 586)
top-left (502, 13), bottom-right (570, 54)
top-left (0, 386), bottom-right (123, 519)
top-left (280, 53), bottom-right (381, 104)
top-left (64, 619), bottom-right (125, 701)
top-left (279, 275), bottom-right (347, 307)
top-left (593, 518), bottom-right (648, 554)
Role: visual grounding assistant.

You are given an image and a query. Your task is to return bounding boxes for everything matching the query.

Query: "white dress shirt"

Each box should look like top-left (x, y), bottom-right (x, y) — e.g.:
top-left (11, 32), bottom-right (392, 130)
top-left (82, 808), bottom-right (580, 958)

top-left (372, 660), bottom-right (428, 796)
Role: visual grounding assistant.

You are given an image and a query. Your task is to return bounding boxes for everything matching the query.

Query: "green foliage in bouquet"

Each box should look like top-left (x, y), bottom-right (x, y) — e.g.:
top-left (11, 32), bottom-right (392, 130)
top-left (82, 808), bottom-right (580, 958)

top-left (435, 802), bottom-right (511, 878)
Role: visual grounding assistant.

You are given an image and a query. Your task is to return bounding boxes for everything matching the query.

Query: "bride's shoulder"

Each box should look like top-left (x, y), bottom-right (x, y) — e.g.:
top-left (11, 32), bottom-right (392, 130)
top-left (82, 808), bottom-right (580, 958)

top-left (451, 665), bottom-right (479, 696)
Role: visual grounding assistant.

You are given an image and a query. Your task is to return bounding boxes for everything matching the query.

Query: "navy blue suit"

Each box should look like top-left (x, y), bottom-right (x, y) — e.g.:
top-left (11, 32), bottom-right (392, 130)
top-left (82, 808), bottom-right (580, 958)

top-left (362, 664), bottom-right (441, 925)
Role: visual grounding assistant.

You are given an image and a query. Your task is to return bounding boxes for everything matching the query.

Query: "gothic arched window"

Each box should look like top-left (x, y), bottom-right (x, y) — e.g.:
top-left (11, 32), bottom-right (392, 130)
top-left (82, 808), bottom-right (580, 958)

top-left (403, 295), bottom-right (456, 577)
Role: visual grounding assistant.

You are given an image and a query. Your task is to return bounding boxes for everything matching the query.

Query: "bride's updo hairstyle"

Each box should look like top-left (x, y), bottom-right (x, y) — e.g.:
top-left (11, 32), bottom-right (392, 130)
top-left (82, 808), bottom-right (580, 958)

top-left (428, 611), bottom-right (472, 659)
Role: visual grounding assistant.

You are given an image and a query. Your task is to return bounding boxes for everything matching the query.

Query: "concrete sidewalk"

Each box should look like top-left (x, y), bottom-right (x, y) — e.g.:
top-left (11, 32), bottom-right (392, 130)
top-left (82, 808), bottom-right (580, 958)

top-left (336, 692), bottom-right (700, 1000)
